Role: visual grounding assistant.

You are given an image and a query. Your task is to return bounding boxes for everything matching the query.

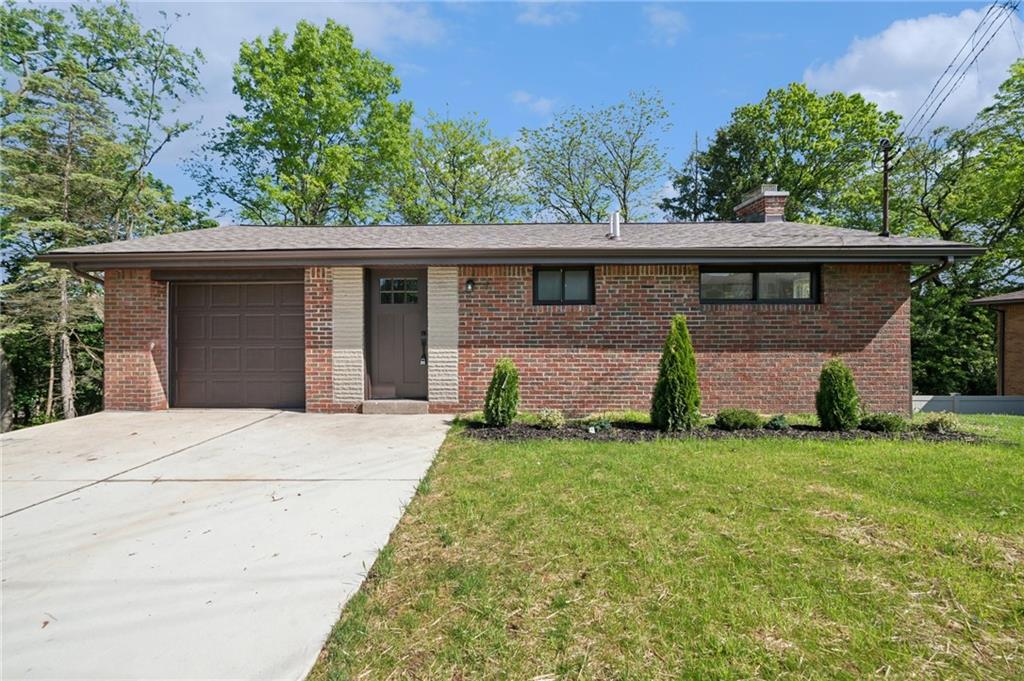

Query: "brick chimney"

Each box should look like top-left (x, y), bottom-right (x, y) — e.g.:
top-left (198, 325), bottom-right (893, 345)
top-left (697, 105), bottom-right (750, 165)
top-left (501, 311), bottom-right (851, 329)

top-left (733, 184), bottom-right (789, 223)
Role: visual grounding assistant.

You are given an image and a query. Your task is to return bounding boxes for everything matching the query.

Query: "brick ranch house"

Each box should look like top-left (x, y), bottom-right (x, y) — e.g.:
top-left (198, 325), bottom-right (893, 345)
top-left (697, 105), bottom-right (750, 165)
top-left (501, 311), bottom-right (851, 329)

top-left (42, 186), bottom-right (981, 416)
top-left (971, 289), bottom-right (1024, 396)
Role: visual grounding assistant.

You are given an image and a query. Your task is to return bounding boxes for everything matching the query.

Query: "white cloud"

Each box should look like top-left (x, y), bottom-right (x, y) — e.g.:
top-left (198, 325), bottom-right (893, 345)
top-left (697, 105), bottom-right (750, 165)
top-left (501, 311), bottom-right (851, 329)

top-left (516, 2), bottom-right (578, 27)
top-left (511, 90), bottom-right (557, 116)
top-left (804, 6), bottom-right (1024, 131)
top-left (643, 4), bottom-right (688, 47)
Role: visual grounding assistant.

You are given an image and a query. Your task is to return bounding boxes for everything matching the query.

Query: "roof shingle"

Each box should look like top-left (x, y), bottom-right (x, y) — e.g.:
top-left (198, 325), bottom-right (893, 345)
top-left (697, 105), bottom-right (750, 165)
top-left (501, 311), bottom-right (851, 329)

top-left (46, 221), bottom-right (978, 256)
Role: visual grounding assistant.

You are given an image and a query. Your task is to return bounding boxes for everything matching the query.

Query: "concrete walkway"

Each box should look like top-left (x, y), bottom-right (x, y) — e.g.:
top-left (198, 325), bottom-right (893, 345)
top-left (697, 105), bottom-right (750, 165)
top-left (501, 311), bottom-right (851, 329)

top-left (1, 409), bottom-right (450, 680)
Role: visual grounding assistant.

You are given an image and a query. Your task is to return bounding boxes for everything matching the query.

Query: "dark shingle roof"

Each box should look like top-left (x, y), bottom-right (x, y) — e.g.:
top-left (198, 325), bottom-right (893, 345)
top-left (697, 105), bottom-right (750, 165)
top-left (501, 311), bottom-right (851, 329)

top-left (40, 222), bottom-right (983, 268)
top-left (970, 289), bottom-right (1024, 306)
top-left (47, 222), bottom-right (971, 253)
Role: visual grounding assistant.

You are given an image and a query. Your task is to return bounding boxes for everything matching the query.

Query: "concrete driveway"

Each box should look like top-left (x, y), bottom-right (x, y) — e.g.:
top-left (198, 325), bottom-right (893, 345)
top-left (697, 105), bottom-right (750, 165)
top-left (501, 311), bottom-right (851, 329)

top-left (1, 409), bottom-right (450, 680)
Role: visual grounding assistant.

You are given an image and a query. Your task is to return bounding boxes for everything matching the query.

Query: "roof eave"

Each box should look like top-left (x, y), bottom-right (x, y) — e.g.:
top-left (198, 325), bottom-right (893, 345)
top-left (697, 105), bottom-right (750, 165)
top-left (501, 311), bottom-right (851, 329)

top-left (39, 245), bottom-right (987, 270)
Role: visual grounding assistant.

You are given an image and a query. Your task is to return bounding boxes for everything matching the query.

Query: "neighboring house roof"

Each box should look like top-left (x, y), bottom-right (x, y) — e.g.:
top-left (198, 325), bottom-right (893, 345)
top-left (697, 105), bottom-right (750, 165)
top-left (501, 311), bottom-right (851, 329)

top-left (970, 289), bottom-right (1024, 306)
top-left (40, 222), bottom-right (984, 269)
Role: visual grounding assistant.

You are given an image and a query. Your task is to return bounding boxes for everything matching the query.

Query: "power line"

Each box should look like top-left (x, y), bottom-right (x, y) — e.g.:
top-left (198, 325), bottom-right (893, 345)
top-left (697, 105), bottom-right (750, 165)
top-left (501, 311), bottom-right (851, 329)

top-left (898, 2), bottom-right (1000, 141)
top-left (900, 1), bottom-right (1019, 145)
top-left (892, 0), bottom-right (1020, 170)
top-left (906, 1), bottom-right (1019, 141)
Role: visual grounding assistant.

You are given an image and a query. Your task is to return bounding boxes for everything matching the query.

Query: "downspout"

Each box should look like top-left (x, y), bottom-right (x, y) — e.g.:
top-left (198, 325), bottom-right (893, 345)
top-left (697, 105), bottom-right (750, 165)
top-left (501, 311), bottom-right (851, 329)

top-left (910, 256), bottom-right (954, 288)
top-left (67, 262), bottom-right (105, 286)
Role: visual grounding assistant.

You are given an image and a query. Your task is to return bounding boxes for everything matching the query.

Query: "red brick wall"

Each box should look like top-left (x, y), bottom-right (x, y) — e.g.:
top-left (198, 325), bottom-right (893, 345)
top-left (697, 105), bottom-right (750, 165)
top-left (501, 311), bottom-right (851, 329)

top-left (304, 267), bottom-right (340, 411)
top-left (735, 194), bottom-right (787, 222)
top-left (457, 264), bottom-right (911, 416)
top-left (104, 269), bottom-right (169, 410)
top-left (1001, 305), bottom-right (1024, 395)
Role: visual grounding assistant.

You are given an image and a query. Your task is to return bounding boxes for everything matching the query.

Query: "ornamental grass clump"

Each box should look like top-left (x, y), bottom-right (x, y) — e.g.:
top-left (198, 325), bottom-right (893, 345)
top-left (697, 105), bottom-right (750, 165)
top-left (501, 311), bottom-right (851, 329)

top-left (651, 315), bottom-right (702, 432)
top-left (535, 409), bottom-right (566, 430)
top-left (920, 412), bottom-right (961, 434)
top-left (483, 358), bottom-right (520, 427)
top-left (815, 358), bottom-right (861, 431)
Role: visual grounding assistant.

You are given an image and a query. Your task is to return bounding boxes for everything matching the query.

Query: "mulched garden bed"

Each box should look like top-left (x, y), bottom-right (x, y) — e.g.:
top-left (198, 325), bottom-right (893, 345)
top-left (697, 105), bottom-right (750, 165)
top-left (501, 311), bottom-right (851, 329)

top-left (464, 422), bottom-right (979, 444)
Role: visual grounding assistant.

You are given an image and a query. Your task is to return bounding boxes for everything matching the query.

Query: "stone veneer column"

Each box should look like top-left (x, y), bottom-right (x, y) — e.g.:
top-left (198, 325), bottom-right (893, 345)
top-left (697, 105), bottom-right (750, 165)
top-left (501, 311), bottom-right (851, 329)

top-left (427, 266), bottom-right (459, 408)
top-left (332, 267), bottom-right (365, 403)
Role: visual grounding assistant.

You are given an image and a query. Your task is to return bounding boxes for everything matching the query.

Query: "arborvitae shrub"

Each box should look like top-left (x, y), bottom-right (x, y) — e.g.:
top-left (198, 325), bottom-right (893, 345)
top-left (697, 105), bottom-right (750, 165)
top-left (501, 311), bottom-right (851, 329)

top-left (650, 315), bottom-right (702, 432)
top-left (483, 358), bottom-right (520, 427)
top-left (815, 359), bottom-right (861, 431)
top-left (714, 408), bottom-right (765, 431)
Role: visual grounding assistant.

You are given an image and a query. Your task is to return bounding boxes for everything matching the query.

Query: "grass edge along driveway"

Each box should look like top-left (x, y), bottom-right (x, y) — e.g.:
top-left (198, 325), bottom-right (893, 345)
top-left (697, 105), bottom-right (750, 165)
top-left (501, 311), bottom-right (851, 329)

top-left (310, 415), bottom-right (1024, 680)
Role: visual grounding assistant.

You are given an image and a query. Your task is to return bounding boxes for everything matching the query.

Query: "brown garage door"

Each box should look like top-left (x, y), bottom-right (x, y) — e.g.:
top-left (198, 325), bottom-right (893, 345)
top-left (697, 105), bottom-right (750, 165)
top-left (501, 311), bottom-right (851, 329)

top-left (171, 282), bottom-right (305, 408)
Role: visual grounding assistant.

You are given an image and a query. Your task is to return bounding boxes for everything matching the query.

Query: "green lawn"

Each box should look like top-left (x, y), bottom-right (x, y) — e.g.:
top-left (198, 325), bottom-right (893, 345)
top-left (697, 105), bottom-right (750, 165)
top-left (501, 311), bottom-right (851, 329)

top-left (310, 415), bottom-right (1024, 680)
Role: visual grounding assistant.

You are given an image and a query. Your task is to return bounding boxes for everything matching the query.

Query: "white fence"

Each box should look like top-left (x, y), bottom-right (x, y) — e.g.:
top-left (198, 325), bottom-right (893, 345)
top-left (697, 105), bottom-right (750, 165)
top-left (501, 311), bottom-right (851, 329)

top-left (913, 395), bottom-right (1024, 415)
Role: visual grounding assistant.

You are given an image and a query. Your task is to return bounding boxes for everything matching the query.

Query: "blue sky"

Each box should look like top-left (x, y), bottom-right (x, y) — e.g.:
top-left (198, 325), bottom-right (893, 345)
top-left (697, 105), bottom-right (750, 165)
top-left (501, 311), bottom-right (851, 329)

top-left (127, 1), bottom-right (1024, 217)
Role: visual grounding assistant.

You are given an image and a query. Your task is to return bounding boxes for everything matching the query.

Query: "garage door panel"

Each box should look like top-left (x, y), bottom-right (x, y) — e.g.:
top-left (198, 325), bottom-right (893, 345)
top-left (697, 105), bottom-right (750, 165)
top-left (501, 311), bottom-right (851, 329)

top-left (278, 380), bottom-right (305, 405)
top-left (245, 284), bottom-right (276, 306)
top-left (279, 283), bottom-right (303, 306)
top-left (176, 284), bottom-right (206, 308)
top-left (278, 313), bottom-right (303, 340)
top-left (177, 315), bottom-right (206, 341)
top-left (172, 282), bottom-right (305, 409)
top-left (278, 347), bottom-right (304, 372)
top-left (244, 347), bottom-right (275, 372)
top-left (210, 285), bottom-right (240, 307)
top-left (244, 315), bottom-right (275, 339)
top-left (176, 379), bottom-right (208, 405)
top-left (210, 315), bottom-right (240, 340)
top-left (177, 347), bottom-right (206, 372)
top-left (210, 347), bottom-right (241, 372)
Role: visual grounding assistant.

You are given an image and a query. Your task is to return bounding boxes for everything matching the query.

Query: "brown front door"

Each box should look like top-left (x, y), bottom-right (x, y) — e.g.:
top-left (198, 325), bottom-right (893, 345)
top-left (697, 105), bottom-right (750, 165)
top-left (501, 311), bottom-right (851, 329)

top-left (171, 282), bottom-right (305, 408)
top-left (369, 270), bottom-right (427, 399)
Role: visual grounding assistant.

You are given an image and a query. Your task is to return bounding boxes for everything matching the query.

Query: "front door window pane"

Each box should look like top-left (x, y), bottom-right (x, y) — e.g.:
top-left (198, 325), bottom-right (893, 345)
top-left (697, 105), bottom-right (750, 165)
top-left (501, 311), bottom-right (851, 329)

top-left (380, 278), bottom-right (419, 304)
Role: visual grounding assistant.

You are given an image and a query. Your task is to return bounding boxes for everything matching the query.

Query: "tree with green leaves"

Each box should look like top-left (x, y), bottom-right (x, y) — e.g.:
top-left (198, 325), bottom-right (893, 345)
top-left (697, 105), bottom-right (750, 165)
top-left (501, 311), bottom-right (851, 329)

top-left (1, 1), bottom-right (208, 425)
top-left (394, 112), bottom-right (527, 224)
top-left (522, 90), bottom-right (670, 223)
top-left (660, 83), bottom-right (898, 222)
top-left (896, 59), bottom-right (1024, 394)
top-left (188, 19), bottom-right (413, 225)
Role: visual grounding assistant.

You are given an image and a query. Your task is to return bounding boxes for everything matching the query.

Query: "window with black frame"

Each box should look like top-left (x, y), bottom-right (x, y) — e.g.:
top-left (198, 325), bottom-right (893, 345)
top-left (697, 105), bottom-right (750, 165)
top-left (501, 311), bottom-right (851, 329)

top-left (533, 267), bottom-right (595, 305)
top-left (699, 266), bottom-right (819, 303)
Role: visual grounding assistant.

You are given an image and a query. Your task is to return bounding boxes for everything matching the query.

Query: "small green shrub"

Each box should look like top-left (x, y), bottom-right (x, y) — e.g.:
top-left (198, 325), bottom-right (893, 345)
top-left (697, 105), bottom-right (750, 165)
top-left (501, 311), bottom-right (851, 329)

top-left (483, 358), bottom-right (520, 427)
top-left (764, 414), bottom-right (790, 431)
top-left (650, 315), bottom-right (702, 432)
top-left (714, 408), bottom-right (765, 431)
top-left (859, 412), bottom-right (909, 433)
top-left (919, 412), bottom-right (961, 434)
top-left (535, 409), bottom-right (566, 430)
top-left (587, 417), bottom-right (613, 432)
top-left (815, 359), bottom-right (861, 431)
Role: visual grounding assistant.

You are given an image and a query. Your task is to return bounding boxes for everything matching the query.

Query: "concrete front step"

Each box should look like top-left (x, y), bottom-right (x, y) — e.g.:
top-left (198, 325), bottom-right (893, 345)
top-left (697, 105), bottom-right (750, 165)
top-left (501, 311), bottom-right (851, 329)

top-left (361, 400), bottom-right (430, 415)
